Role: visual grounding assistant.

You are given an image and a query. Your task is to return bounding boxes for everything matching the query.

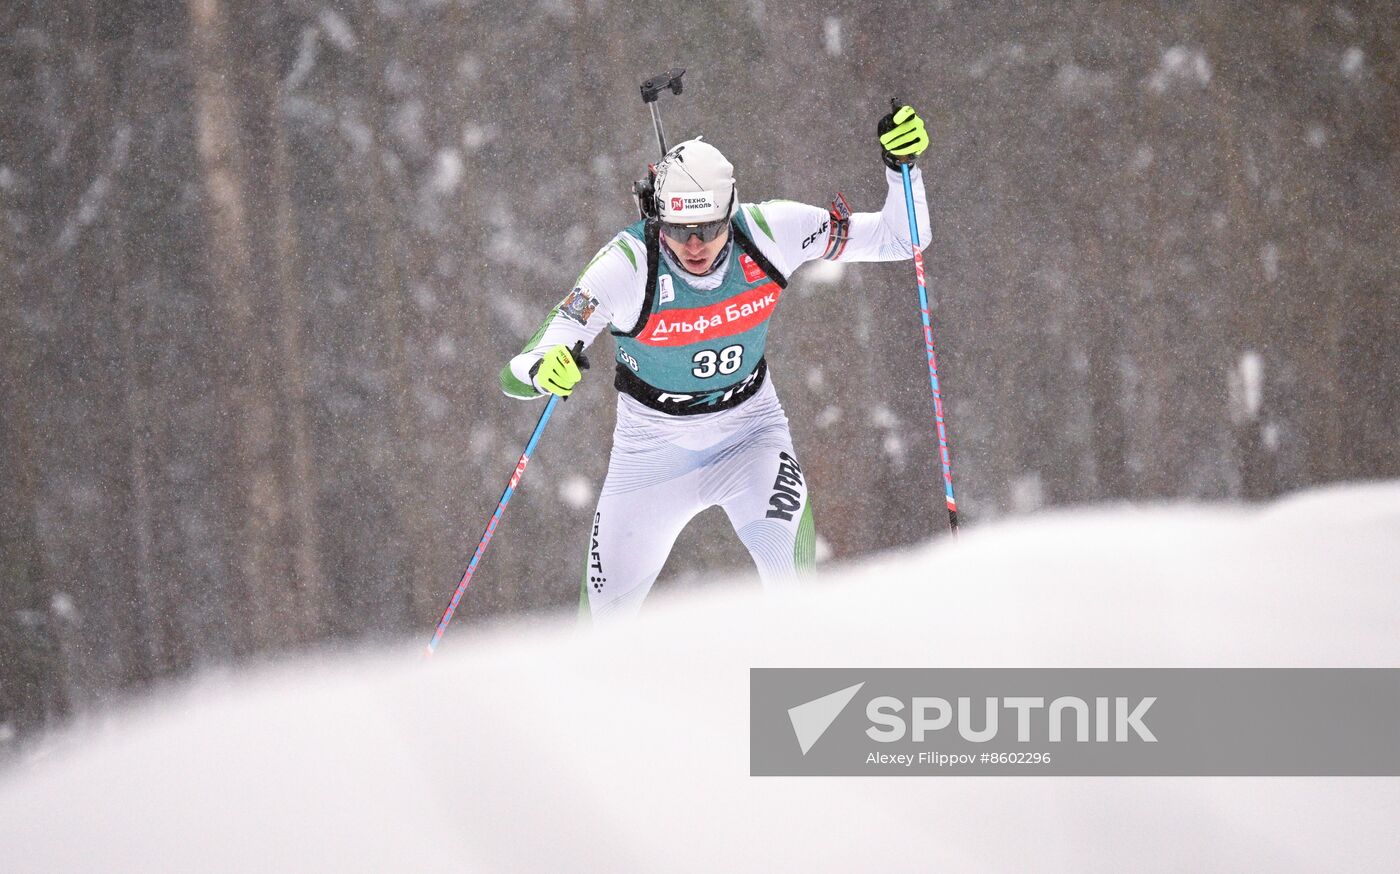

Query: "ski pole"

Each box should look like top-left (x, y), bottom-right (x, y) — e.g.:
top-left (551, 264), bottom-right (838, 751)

top-left (424, 342), bottom-right (586, 656)
top-left (892, 99), bottom-right (960, 535)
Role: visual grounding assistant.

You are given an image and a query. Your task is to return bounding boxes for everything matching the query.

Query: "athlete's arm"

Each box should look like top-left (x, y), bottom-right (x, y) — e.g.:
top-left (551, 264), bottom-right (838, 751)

top-left (740, 100), bottom-right (933, 273)
top-left (737, 165), bottom-right (930, 279)
top-left (837, 164), bottom-right (931, 263)
top-left (857, 101), bottom-right (932, 261)
top-left (499, 231), bottom-right (647, 399)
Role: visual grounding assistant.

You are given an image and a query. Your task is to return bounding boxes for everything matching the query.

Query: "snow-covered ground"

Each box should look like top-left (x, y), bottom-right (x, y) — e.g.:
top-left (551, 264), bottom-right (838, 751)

top-left (3, 481), bottom-right (1399, 872)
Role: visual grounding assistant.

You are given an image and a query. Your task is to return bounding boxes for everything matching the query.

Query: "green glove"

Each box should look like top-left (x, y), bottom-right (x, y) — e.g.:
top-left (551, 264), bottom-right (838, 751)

top-left (529, 341), bottom-right (589, 398)
top-left (877, 103), bottom-right (929, 170)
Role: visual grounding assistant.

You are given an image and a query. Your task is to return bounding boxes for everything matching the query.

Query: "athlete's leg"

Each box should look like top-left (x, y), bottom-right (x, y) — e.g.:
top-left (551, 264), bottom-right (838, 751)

top-left (581, 412), bottom-right (708, 621)
top-left (582, 480), bottom-right (698, 620)
top-left (706, 419), bottom-right (816, 590)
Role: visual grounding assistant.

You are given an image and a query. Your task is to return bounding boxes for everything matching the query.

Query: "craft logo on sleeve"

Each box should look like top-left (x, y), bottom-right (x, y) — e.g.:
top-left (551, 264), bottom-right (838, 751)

top-left (560, 287), bottom-right (598, 325)
top-left (801, 219), bottom-right (830, 250)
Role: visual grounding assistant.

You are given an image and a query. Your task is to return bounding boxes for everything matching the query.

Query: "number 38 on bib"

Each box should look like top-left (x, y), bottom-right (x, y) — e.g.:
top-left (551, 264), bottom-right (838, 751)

top-left (692, 344), bottom-right (744, 378)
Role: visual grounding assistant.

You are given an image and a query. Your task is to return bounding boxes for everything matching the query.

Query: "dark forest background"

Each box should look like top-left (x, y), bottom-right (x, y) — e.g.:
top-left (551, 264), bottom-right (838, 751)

top-left (2, 0), bottom-right (1397, 749)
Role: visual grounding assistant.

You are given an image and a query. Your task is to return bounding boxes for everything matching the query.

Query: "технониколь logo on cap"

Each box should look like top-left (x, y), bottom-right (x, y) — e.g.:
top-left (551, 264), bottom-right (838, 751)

top-left (667, 192), bottom-right (718, 215)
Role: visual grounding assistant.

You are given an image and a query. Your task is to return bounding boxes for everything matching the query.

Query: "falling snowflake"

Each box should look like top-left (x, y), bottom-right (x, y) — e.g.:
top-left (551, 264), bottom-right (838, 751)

top-left (558, 476), bottom-right (593, 510)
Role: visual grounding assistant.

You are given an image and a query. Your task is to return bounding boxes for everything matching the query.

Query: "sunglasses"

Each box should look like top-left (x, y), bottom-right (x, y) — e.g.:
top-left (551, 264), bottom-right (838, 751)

top-left (660, 217), bottom-right (730, 244)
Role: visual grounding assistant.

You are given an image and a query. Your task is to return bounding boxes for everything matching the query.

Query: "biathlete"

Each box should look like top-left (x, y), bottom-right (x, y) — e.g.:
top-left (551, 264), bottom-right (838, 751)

top-left (500, 105), bottom-right (932, 619)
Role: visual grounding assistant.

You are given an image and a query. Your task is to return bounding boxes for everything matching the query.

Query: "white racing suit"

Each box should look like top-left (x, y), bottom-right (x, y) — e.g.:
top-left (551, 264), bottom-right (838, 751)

top-left (501, 167), bottom-right (931, 619)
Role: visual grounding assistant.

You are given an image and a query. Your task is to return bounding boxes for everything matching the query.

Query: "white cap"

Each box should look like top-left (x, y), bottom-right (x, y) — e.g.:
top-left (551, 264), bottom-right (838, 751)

top-left (654, 137), bottom-right (736, 224)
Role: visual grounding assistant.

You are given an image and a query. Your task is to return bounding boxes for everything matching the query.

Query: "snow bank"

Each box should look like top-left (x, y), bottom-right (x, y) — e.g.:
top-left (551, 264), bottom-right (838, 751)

top-left (3, 482), bottom-right (1399, 873)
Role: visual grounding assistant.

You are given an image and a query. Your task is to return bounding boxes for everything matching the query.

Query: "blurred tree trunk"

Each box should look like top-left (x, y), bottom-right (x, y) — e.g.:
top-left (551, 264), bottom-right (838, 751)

top-left (363, 11), bottom-right (433, 627)
top-left (1335, 0), bottom-right (1400, 481)
top-left (186, 0), bottom-right (321, 651)
top-left (64, 1), bottom-right (155, 692)
top-left (110, 178), bottom-right (167, 674)
top-left (1206, 8), bottom-right (1276, 501)
top-left (0, 229), bottom-right (71, 739)
top-left (254, 8), bottom-right (327, 642)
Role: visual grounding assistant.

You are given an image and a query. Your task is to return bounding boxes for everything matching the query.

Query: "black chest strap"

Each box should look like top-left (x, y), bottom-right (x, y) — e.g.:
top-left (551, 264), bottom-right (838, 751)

top-left (610, 216), bottom-right (789, 340)
top-left (732, 221), bottom-right (789, 290)
top-left (612, 220), bottom-right (661, 340)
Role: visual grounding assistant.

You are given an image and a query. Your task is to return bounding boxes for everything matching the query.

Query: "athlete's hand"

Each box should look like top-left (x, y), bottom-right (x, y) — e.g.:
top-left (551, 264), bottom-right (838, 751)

top-left (878, 102), bottom-right (929, 170)
top-left (530, 341), bottom-right (590, 398)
